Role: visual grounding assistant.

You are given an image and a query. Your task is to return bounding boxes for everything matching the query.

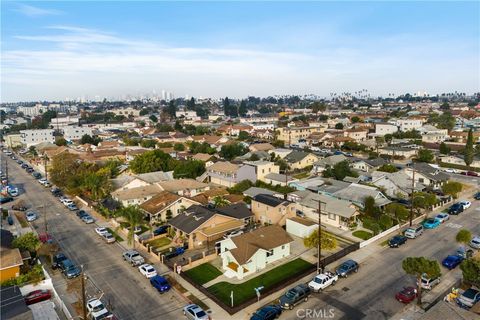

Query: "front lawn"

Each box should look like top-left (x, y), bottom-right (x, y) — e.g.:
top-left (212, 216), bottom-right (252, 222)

top-left (185, 263), bottom-right (223, 286)
top-left (145, 237), bottom-right (171, 249)
top-left (352, 230), bottom-right (373, 240)
top-left (207, 258), bottom-right (313, 306)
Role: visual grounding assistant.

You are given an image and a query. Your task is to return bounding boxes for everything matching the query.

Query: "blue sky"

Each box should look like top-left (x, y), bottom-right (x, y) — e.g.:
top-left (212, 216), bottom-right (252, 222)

top-left (1, 1), bottom-right (479, 102)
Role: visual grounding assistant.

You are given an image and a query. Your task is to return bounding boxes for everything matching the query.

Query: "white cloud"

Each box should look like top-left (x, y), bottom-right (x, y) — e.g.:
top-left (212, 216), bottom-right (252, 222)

top-left (15, 4), bottom-right (63, 17)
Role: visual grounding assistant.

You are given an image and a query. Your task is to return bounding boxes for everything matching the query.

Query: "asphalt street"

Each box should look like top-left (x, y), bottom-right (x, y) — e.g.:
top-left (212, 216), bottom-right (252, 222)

top-left (281, 198), bottom-right (480, 320)
top-left (5, 154), bottom-right (186, 320)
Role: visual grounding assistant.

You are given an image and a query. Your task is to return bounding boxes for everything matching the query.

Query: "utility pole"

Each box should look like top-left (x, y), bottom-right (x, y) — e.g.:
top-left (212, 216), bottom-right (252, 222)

top-left (409, 165), bottom-right (415, 227)
top-left (44, 155), bottom-right (48, 181)
top-left (81, 265), bottom-right (87, 320)
top-left (315, 199), bottom-right (325, 273)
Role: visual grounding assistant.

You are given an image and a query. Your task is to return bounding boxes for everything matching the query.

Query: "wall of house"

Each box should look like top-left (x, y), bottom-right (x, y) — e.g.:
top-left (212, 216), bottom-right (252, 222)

top-left (251, 201), bottom-right (296, 226)
top-left (237, 165), bottom-right (257, 183)
top-left (290, 154), bottom-right (318, 170)
top-left (286, 219), bottom-right (318, 238)
top-left (255, 163), bottom-right (280, 181)
top-left (0, 266), bottom-right (20, 282)
top-left (210, 175), bottom-right (236, 188)
top-left (298, 205), bottom-right (341, 228)
top-left (121, 179), bottom-right (150, 191)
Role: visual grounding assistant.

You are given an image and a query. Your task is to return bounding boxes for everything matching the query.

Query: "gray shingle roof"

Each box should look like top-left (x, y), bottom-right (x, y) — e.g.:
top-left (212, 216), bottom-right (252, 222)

top-left (215, 203), bottom-right (253, 219)
top-left (253, 194), bottom-right (290, 207)
top-left (284, 151), bottom-right (310, 163)
top-left (243, 187), bottom-right (276, 198)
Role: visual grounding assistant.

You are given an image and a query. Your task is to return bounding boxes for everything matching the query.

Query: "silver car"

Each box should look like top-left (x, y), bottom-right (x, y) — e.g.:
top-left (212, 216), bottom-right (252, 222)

top-left (470, 236), bottom-right (480, 249)
top-left (183, 304), bottom-right (209, 320)
top-left (26, 211), bottom-right (37, 222)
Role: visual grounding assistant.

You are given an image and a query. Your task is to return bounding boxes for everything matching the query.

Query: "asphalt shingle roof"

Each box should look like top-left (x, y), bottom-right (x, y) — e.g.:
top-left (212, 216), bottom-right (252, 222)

top-left (253, 194), bottom-right (290, 207)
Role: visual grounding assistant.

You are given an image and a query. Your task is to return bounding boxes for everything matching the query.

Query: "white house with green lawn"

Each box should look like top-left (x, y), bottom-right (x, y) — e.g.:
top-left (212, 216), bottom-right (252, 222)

top-left (219, 225), bottom-right (293, 280)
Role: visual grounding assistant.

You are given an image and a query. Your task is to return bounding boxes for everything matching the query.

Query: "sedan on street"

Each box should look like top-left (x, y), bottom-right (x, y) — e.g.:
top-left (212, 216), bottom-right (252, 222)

top-left (150, 275), bottom-right (171, 293)
top-left (435, 213), bottom-right (450, 223)
top-left (250, 305), bottom-right (282, 320)
top-left (95, 227), bottom-right (109, 236)
top-left (459, 201), bottom-right (471, 210)
top-left (423, 218), bottom-right (441, 229)
top-left (470, 236), bottom-right (480, 250)
top-left (26, 211), bottom-right (37, 222)
top-left (442, 255), bottom-right (464, 270)
top-left (388, 235), bottom-right (408, 248)
top-left (139, 264), bottom-right (157, 278)
top-left (335, 259), bottom-right (359, 277)
top-left (395, 286), bottom-right (417, 304)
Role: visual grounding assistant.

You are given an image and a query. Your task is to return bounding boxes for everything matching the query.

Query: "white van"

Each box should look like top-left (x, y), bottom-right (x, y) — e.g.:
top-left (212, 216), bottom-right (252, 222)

top-left (420, 274), bottom-right (440, 290)
top-left (404, 225), bottom-right (424, 239)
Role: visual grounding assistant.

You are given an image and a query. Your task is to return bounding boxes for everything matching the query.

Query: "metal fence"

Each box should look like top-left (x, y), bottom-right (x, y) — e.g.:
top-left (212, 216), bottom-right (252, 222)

top-left (320, 242), bottom-right (360, 268)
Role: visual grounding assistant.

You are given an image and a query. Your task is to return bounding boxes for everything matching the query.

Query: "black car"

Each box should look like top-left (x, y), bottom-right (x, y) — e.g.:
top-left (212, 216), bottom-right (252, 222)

top-left (32, 172), bottom-right (42, 179)
top-left (26, 168), bottom-right (34, 173)
top-left (21, 163), bottom-right (29, 169)
top-left (279, 284), bottom-right (311, 310)
top-left (388, 235), bottom-right (408, 248)
top-left (76, 210), bottom-right (89, 218)
top-left (474, 192), bottom-right (480, 200)
top-left (0, 197), bottom-right (14, 204)
top-left (335, 259), bottom-right (359, 277)
top-left (250, 305), bottom-right (282, 320)
top-left (52, 253), bottom-right (68, 269)
top-left (153, 225), bottom-right (169, 236)
top-left (448, 203), bottom-right (464, 215)
top-left (50, 187), bottom-right (62, 196)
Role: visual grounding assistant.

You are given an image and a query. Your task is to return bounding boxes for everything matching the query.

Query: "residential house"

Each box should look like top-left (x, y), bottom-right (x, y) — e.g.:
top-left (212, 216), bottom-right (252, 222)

top-left (439, 155), bottom-right (480, 169)
top-left (345, 128), bottom-right (368, 142)
top-left (371, 171), bottom-right (425, 198)
top-left (284, 151), bottom-right (319, 170)
top-left (249, 143), bottom-right (274, 152)
top-left (268, 148), bottom-right (293, 159)
top-left (4, 134), bottom-right (23, 148)
top-left (312, 154), bottom-right (347, 174)
top-left (378, 146), bottom-right (418, 159)
top-left (191, 153), bottom-right (215, 167)
top-left (168, 204), bottom-right (252, 249)
top-left (190, 188), bottom-right (229, 205)
top-left (285, 217), bottom-right (318, 238)
top-left (251, 194), bottom-right (296, 226)
top-left (243, 160), bottom-right (280, 182)
top-left (403, 163), bottom-right (449, 189)
top-left (263, 173), bottom-right (297, 186)
top-left (276, 126), bottom-right (324, 144)
top-left (111, 184), bottom-right (162, 206)
top-left (375, 123), bottom-right (398, 135)
top-left (62, 126), bottom-right (93, 141)
top-left (243, 187), bottom-right (278, 199)
top-left (206, 161), bottom-right (257, 187)
top-left (449, 130), bottom-right (480, 143)
top-left (350, 158), bottom-right (387, 172)
top-left (289, 191), bottom-right (358, 229)
top-left (219, 225), bottom-right (293, 280)
top-left (217, 124), bottom-right (254, 136)
top-left (395, 119), bottom-right (423, 132)
top-left (139, 191), bottom-right (201, 222)
top-left (0, 230), bottom-right (24, 283)
top-left (157, 179), bottom-right (210, 197)
top-left (332, 183), bottom-right (391, 209)
top-left (111, 171), bottom-right (174, 192)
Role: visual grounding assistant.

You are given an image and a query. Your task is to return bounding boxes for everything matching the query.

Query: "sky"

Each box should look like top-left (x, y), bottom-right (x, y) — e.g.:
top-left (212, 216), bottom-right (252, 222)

top-left (1, 1), bottom-right (479, 102)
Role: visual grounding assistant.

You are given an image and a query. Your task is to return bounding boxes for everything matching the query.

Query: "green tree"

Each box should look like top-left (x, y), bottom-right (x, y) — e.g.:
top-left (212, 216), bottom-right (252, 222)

top-left (311, 101), bottom-right (327, 113)
top-left (149, 115), bottom-right (158, 123)
top-left (187, 97), bottom-right (196, 111)
top-left (335, 123), bottom-right (344, 130)
top-left (363, 196), bottom-right (377, 217)
top-left (223, 97), bottom-right (231, 117)
top-left (460, 258), bottom-right (480, 287)
top-left (118, 206), bottom-right (145, 248)
top-left (174, 143), bottom-right (185, 151)
top-left (441, 181), bottom-right (463, 199)
top-left (12, 232), bottom-right (41, 253)
top-left (227, 180), bottom-right (254, 194)
top-left (219, 143), bottom-right (248, 160)
top-left (82, 171), bottom-right (111, 200)
top-left (248, 154), bottom-right (260, 161)
top-left (377, 164), bottom-right (398, 173)
top-left (464, 129), bottom-right (475, 167)
top-left (129, 150), bottom-right (176, 173)
top-left (173, 160), bottom-right (205, 179)
top-left (140, 139), bottom-right (157, 149)
top-left (385, 203), bottom-right (409, 223)
top-left (303, 229), bottom-right (337, 251)
top-left (213, 196), bottom-right (229, 207)
top-left (238, 131), bottom-right (250, 141)
top-left (238, 100), bottom-right (248, 117)
top-left (378, 214), bottom-right (393, 230)
top-left (351, 116), bottom-right (361, 123)
top-left (417, 149), bottom-right (435, 163)
top-left (439, 142), bottom-right (450, 155)
top-left (80, 134), bottom-right (101, 146)
top-left (55, 137), bottom-right (67, 146)
top-left (412, 192), bottom-right (437, 209)
top-left (322, 160), bottom-right (358, 180)
top-left (167, 100), bottom-right (176, 119)
top-left (456, 229), bottom-right (472, 245)
top-left (402, 257), bottom-right (441, 305)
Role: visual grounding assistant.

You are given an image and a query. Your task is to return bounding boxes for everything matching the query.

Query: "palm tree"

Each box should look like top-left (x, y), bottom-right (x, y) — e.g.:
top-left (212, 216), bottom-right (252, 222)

top-left (118, 205), bottom-right (145, 248)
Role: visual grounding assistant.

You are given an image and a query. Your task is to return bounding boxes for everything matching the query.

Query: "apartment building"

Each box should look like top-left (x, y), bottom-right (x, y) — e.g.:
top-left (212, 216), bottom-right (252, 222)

top-left (20, 129), bottom-right (55, 147)
top-left (276, 126), bottom-right (324, 144)
top-left (63, 126), bottom-right (93, 141)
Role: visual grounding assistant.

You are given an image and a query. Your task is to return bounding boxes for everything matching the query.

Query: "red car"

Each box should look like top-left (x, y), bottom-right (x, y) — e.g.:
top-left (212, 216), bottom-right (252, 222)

top-left (38, 233), bottom-right (53, 244)
top-left (24, 289), bottom-right (52, 305)
top-left (395, 286), bottom-right (417, 303)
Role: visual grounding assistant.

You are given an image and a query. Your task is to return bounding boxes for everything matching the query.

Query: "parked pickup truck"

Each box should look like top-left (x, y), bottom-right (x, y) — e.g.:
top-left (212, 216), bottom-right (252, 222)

top-left (122, 250), bottom-right (145, 266)
top-left (308, 271), bottom-right (338, 292)
top-left (163, 247), bottom-right (185, 260)
top-left (279, 284), bottom-right (311, 310)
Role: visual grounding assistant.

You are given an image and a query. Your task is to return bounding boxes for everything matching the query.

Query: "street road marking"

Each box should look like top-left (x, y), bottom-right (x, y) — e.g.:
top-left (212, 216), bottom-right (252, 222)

top-left (446, 223), bottom-right (462, 229)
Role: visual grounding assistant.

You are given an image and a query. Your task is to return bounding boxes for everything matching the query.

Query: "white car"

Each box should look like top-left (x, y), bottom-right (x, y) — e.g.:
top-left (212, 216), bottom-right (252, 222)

top-left (102, 232), bottom-right (116, 244)
top-left (183, 304), bottom-right (209, 320)
top-left (470, 236), bottom-right (480, 250)
top-left (38, 178), bottom-right (47, 184)
top-left (435, 212), bottom-right (450, 223)
top-left (308, 271), bottom-right (338, 292)
top-left (86, 298), bottom-right (109, 320)
top-left (26, 211), bottom-right (37, 222)
top-left (223, 229), bottom-right (244, 239)
top-left (460, 201), bottom-right (471, 210)
top-left (138, 264), bottom-right (157, 278)
top-left (95, 227), bottom-right (109, 236)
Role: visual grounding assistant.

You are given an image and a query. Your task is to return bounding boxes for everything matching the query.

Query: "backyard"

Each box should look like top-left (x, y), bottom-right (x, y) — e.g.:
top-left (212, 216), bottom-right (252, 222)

top-left (206, 258), bottom-right (314, 306)
top-left (184, 263), bottom-right (223, 286)
top-left (145, 237), bottom-right (171, 250)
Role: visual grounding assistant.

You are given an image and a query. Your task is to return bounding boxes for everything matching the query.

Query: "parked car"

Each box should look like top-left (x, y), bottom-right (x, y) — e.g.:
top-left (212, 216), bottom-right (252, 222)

top-left (448, 203), bottom-right (464, 215)
top-left (461, 171), bottom-right (479, 177)
top-left (163, 247), bottom-right (185, 260)
top-left (139, 263), bottom-right (157, 278)
top-left (388, 235), bottom-right (408, 248)
top-left (60, 259), bottom-right (81, 278)
top-left (39, 233), bottom-right (53, 244)
top-left (0, 197), bottom-right (14, 204)
top-left (21, 163), bottom-right (28, 169)
top-left (122, 250), bottom-right (145, 266)
top-left (9, 189), bottom-right (19, 197)
top-left (456, 247), bottom-right (474, 259)
top-left (456, 288), bottom-right (480, 309)
top-left (420, 274), bottom-right (441, 290)
top-left (52, 253), bottom-right (68, 269)
top-left (335, 259), bottom-right (359, 277)
top-left (77, 210), bottom-right (89, 218)
top-left (7, 216), bottom-right (13, 225)
top-left (95, 227), bottom-right (109, 236)
top-left (250, 305), bottom-right (282, 320)
top-left (81, 214), bottom-right (94, 224)
top-left (223, 229), bottom-right (244, 239)
top-left (279, 284), bottom-right (311, 309)
top-left (469, 236), bottom-right (480, 249)
top-left (32, 172), bottom-right (42, 179)
top-left (404, 225), bottom-right (424, 239)
top-left (102, 232), bottom-right (116, 244)
top-left (26, 168), bottom-right (34, 173)
top-left (308, 271), bottom-right (338, 292)
top-left (26, 211), bottom-right (37, 222)
top-left (459, 200), bottom-right (471, 210)
top-left (153, 225), bottom-right (169, 236)
top-left (423, 218), bottom-right (441, 229)
top-left (442, 254), bottom-right (464, 270)
top-left (395, 286), bottom-right (417, 303)
top-left (150, 275), bottom-right (171, 293)
top-left (435, 212), bottom-right (449, 223)
top-left (183, 304), bottom-right (209, 320)
top-left (86, 298), bottom-right (110, 320)
top-left (474, 192), bottom-right (480, 200)
top-left (24, 289), bottom-right (52, 305)
top-left (67, 203), bottom-right (78, 211)
top-left (51, 187), bottom-right (62, 196)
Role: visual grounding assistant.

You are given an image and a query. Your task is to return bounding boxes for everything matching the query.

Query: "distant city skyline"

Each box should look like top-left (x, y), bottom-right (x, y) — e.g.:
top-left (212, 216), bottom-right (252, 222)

top-left (1, 1), bottom-right (479, 102)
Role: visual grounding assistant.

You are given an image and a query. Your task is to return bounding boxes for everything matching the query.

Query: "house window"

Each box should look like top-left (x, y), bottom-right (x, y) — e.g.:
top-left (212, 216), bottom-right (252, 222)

top-left (266, 249), bottom-right (274, 257)
top-left (419, 178), bottom-right (424, 183)
top-left (328, 213), bottom-right (336, 220)
top-left (281, 245), bottom-right (285, 250)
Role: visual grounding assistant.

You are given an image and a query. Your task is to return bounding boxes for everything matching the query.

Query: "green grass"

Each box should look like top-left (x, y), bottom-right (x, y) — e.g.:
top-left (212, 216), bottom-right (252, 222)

top-left (207, 258), bottom-right (313, 306)
top-left (106, 228), bottom-right (124, 242)
top-left (293, 171), bottom-right (310, 179)
top-left (185, 263), bottom-right (223, 286)
top-left (145, 237), bottom-right (171, 249)
top-left (352, 230), bottom-right (373, 240)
